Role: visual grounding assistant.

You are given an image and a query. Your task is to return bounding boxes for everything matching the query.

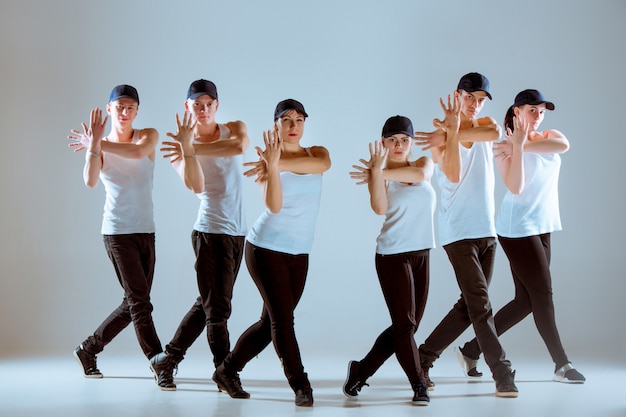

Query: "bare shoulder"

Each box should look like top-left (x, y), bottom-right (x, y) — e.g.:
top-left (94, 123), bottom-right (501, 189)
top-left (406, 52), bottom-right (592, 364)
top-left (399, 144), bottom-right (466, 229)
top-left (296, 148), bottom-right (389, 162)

top-left (139, 127), bottom-right (159, 140)
top-left (309, 145), bottom-right (330, 157)
top-left (543, 128), bottom-right (566, 139)
top-left (225, 120), bottom-right (248, 132)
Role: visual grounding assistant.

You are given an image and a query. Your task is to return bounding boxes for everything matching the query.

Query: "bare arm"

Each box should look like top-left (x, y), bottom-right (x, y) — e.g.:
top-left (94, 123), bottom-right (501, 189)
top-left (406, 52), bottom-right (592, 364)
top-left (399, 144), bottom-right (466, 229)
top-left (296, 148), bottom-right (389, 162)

top-left (257, 130), bottom-right (283, 213)
top-left (524, 129), bottom-right (570, 154)
top-left (367, 142), bottom-right (389, 215)
top-left (278, 145), bottom-right (331, 174)
top-left (83, 108), bottom-right (107, 188)
top-left (164, 112), bottom-right (205, 193)
top-left (382, 156), bottom-right (434, 183)
top-left (100, 128), bottom-right (158, 160)
top-left (436, 95), bottom-right (462, 183)
top-left (194, 121), bottom-right (250, 157)
top-left (495, 116), bottom-right (530, 194)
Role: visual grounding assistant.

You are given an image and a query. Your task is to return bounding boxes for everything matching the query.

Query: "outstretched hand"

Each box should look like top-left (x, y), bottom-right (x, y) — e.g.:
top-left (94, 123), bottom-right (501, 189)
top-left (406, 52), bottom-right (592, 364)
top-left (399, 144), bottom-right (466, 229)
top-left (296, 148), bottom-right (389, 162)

top-left (349, 141), bottom-right (388, 185)
top-left (435, 94), bottom-right (460, 133)
top-left (67, 122), bottom-right (90, 153)
top-left (243, 128), bottom-right (281, 183)
top-left (494, 116), bottom-right (530, 160)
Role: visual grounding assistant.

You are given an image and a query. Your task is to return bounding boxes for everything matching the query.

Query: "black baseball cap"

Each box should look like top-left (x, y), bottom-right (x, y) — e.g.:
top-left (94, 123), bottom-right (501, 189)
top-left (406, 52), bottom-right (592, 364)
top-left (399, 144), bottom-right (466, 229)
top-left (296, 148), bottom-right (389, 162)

top-left (382, 115), bottom-right (414, 138)
top-left (274, 99), bottom-right (308, 120)
top-left (513, 89), bottom-right (555, 110)
top-left (109, 84), bottom-right (139, 104)
top-left (457, 72), bottom-right (492, 100)
top-left (187, 79), bottom-right (218, 100)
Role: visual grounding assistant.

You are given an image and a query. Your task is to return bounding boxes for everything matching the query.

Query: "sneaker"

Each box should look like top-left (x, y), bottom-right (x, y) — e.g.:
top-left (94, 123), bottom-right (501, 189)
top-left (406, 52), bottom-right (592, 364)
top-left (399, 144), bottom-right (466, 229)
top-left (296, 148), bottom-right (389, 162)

top-left (495, 370), bottom-right (519, 398)
top-left (212, 365), bottom-right (250, 399)
top-left (412, 383), bottom-right (430, 406)
top-left (421, 364), bottom-right (435, 391)
top-left (295, 386), bottom-right (314, 407)
top-left (73, 345), bottom-right (103, 378)
top-left (553, 363), bottom-right (585, 384)
top-left (455, 346), bottom-right (483, 378)
top-left (149, 352), bottom-right (177, 391)
top-left (343, 360), bottom-right (369, 398)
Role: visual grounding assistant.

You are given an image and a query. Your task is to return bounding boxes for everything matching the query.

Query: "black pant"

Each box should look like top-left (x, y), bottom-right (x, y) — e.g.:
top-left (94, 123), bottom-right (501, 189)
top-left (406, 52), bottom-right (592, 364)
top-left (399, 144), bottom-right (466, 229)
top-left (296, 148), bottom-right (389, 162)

top-left (222, 242), bottom-right (309, 390)
top-left (166, 232), bottom-right (245, 367)
top-left (82, 233), bottom-right (162, 359)
top-left (358, 250), bottom-right (430, 387)
top-left (461, 234), bottom-right (569, 368)
top-left (419, 237), bottom-right (512, 378)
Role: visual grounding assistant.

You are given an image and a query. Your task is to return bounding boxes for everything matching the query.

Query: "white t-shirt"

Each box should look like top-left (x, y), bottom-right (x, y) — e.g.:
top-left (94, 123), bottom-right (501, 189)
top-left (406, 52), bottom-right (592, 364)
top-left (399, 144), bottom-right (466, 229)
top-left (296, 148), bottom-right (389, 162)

top-left (193, 124), bottom-right (247, 236)
top-left (436, 140), bottom-right (496, 246)
top-left (496, 152), bottom-right (562, 238)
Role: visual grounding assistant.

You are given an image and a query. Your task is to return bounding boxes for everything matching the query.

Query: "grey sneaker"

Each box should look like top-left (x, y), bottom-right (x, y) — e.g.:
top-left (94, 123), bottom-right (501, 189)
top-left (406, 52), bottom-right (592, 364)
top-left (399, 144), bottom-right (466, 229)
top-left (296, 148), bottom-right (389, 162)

top-left (455, 346), bottom-right (483, 378)
top-left (554, 363), bottom-right (585, 384)
top-left (149, 352), bottom-right (177, 391)
top-left (73, 345), bottom-right (103, 378)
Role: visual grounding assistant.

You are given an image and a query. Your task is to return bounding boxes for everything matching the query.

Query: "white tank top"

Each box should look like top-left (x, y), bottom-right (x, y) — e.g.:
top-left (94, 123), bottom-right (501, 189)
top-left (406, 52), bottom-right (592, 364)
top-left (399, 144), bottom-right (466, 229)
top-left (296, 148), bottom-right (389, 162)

top-left (376, 178), bottom-right (436, 255)
top-left (247, 149), bottom-right (323, 255)
top-left (436, 139), bottom-right (496, 246)
top-left (193, 124), bottom-right (247, 236)
top-left (100, 130), bottom-right (155, 235)
top-left (496, 152), bottom-right (562, 238)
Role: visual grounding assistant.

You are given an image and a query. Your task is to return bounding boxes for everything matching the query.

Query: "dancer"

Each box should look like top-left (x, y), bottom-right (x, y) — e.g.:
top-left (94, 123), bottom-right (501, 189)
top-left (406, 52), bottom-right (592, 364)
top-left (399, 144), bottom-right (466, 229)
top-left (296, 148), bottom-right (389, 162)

top-left (456, 89), bottom-right (585, 384)
top-left (150, 79), bottom-right (250, 390)
top-left (414, 73), bottom-right (518, 397)
top-left (212, 99), bottom-right (330, 407)
top-left (68, 85), bottom-right (173, 390)
top-left (345, 115), bottom-right (435, 406)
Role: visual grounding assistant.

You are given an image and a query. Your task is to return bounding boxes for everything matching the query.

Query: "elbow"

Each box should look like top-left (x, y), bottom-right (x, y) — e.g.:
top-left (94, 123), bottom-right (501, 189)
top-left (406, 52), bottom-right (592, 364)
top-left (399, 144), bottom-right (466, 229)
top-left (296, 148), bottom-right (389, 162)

top-left (85, 179), bottom-right (98, 189)
top-left (268, 205), bottom-right (281, 214)
top-left (447, 172), bottom-right (461, 183)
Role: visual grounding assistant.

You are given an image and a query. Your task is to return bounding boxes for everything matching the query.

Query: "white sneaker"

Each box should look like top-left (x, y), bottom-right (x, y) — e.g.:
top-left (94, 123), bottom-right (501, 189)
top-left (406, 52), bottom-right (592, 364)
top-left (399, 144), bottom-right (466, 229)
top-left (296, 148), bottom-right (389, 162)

top-left (553, 363), bottom-right (585, 384)
top-left (455, 346), bottom-right (483, 378)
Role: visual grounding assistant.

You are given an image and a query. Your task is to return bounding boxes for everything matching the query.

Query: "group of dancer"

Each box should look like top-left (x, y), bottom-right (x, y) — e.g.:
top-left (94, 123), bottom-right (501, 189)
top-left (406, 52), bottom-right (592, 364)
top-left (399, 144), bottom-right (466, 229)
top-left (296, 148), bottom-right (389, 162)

top-left (67, 72), bottom-right (584, 408)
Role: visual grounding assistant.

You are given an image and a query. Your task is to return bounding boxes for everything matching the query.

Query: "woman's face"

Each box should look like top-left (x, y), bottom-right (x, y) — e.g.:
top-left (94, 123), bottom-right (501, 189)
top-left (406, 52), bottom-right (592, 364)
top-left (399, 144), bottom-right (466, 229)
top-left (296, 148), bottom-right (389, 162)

top-left (185, 94), bottom-right (219, 125)
top-left (382, 134), bottom-right (412, 161)
top-left (275, 110), bottom-right (305, 143)
top-left (515, 103), bottom-right (547, 131)
top-left (106, 98), bottom-right (138, 127)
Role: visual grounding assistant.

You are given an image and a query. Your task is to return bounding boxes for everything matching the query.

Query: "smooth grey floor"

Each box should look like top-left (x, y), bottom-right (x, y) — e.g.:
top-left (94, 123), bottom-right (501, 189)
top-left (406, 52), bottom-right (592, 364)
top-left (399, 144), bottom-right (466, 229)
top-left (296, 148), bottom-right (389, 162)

top-left (1, 352), bottom-right (623, 417)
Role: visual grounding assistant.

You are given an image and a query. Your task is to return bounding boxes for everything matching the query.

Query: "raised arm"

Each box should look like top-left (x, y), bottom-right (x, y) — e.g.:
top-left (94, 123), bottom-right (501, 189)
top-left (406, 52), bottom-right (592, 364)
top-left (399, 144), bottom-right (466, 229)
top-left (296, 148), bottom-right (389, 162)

top-left (193, 120), bottom-right (250, 157)
top-left (83, 108), bottom-right (108, 188)
top-left (164, 112), bottom-right (205, 193)
top-left (495, 116), bottom-right (529, 194)
top-left (258, 130), bottom-right (283, 213)
top-left (367, 141), bottom-right (389, 215)
top-left (435, 95), bottom-right (462, 183)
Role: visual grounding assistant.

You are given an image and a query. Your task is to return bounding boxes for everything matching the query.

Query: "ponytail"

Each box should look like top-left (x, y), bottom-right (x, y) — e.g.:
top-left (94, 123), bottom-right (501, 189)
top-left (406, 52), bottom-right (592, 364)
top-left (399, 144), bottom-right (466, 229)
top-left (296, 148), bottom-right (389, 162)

top-left (503, 105), bottom-right (515, 133)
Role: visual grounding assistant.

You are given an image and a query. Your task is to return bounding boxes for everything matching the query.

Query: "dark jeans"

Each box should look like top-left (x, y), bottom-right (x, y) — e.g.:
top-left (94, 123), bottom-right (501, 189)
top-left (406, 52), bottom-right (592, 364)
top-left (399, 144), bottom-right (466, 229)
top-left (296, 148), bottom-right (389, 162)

top-left (82, 233), bottom-right (162, 359)
top-left (358, 250), bottom-right (430, 387)
top-left (166, 232), bottom-right (245, 367)
top-left (222, 242), bottom-right (309, 390)
top-left (461, 233), bottom-right (569, 368)
top-left (419, 237), bottom-right (512, 378)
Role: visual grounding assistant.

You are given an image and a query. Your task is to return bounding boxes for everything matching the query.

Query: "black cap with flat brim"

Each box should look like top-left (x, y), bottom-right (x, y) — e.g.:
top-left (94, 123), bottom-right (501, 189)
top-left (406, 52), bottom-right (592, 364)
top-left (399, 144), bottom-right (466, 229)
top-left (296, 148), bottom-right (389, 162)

top-left (513, 89), bottom-right (555, 110)
top-left (274, 99), bottom-right (308, 120)
top-left (109, 84), bottom-right (139, 104)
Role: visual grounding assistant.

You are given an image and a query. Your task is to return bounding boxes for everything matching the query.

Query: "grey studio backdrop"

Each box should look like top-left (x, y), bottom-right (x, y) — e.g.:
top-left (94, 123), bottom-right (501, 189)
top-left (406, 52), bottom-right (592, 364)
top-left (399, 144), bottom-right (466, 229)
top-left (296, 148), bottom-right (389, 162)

top-left (0, 0), bottom-right (624, 367)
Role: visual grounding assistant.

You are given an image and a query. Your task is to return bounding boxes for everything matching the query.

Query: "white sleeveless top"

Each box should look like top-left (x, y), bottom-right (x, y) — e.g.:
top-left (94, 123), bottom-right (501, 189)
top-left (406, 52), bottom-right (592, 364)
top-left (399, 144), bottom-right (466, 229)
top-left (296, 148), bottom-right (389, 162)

top-left (436, 134), bottom-right (496, 246)
top-left (496, 152), bottom-right (562, 238)
top-left (100, 130), bottom-right (155, 235)
top-left (193, 124), bottom-right (247, 236)
top-left (247, 149), bottom-right (323, 255)
top-left (376, 178), bottom-right (436, 255)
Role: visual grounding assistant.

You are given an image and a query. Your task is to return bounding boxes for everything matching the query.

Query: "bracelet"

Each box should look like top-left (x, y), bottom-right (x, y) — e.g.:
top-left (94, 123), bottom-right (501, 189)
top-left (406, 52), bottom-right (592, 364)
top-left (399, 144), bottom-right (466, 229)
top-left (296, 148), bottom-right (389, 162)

top-left (182, 150), bottom-right (197, 158)
top-left (88, 151), bottom-right (101, 158)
